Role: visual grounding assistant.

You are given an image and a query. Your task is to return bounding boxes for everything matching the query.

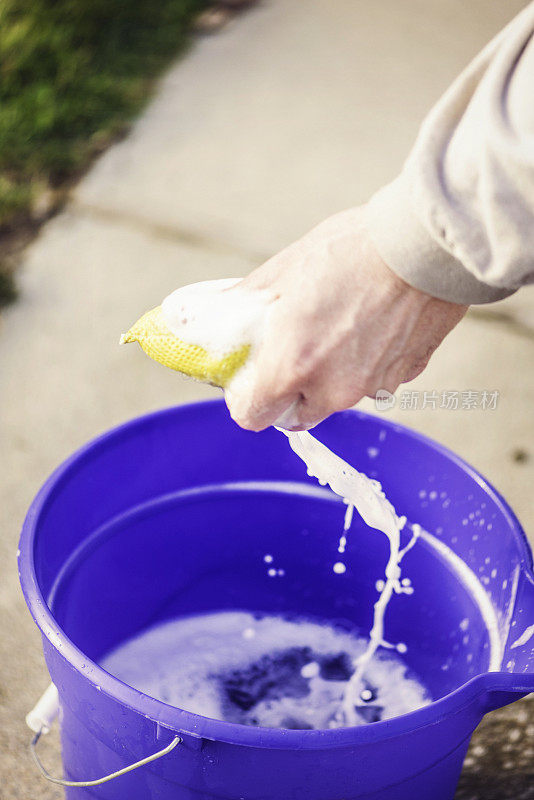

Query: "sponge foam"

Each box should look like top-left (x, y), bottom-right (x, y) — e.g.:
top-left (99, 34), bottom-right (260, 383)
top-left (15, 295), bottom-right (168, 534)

top-left (120, 305), bottom-right (250, 388)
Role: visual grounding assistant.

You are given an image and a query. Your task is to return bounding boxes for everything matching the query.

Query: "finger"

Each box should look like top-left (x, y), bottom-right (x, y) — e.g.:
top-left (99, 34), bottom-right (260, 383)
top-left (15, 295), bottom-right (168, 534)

top-left (233, 251), bottom-right (287, 293)
top-left (286, 380), bottom-right (367, 431)
top-left (401, 356), bottom-right (432, 384)
top-left (224, 359), bottom-right (299, 431)
top-left (289, 394), bottom-right (330, 431)
top-left (272, 395), bottom-right (327, 432)
top-left (225, 387), bottom-right (298, 431)
top-left (272, 399), bottom-right (305, 431)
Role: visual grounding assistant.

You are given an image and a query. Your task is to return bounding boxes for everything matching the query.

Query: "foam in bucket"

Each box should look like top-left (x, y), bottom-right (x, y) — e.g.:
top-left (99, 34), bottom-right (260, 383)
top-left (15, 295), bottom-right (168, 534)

top-left (101, 612), bottom-right (431, 730)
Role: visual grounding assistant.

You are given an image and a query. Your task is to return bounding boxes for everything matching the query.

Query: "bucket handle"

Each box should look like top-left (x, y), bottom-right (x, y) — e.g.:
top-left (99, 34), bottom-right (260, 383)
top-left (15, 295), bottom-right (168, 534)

top-left (27, 684), bottom-right (182, 788)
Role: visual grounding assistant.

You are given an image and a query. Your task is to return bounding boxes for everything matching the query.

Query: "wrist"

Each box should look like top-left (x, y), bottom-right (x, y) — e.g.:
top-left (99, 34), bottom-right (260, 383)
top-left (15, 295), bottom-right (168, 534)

top-left (363, 177), bottom-right (515, 305)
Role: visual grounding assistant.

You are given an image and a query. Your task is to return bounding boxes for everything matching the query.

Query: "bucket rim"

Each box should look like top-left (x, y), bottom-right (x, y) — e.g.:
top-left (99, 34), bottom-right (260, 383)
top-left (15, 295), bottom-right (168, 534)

top-left (18, 399), bottom-right (534, 749)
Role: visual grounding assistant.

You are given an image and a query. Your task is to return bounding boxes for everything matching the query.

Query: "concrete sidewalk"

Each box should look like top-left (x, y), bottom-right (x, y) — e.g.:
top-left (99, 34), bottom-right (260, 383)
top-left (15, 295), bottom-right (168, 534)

top-left (1, 2), bottom-right (532, 798)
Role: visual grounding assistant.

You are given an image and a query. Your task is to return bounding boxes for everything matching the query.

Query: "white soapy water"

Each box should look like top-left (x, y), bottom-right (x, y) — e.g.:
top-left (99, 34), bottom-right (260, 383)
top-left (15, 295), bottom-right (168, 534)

top-left (333, 562), bottom-right (347, 574)
top-left (511, 624), bottom-right (534, 649)
top-left (282, 430), bottom-right (418, 725)
top-left (336, 502), bottom-right (354, 561)
top-left (101, 612), bottom-right (430, 730)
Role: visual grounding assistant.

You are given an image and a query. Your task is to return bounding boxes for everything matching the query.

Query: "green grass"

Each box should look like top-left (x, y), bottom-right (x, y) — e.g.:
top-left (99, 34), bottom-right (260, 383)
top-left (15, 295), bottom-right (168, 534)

top-left (0, 0), bottom-right (206, 231)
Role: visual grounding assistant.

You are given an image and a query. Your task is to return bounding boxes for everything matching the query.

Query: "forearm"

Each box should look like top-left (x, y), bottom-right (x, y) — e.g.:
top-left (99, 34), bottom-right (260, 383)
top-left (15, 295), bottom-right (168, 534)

top-left (365, 1), bottom-right (534, 305)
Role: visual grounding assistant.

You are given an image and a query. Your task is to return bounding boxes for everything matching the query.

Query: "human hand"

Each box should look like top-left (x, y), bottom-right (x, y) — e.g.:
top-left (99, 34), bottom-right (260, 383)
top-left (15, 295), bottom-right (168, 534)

top-left (225, 207), bottom-right (467, 431)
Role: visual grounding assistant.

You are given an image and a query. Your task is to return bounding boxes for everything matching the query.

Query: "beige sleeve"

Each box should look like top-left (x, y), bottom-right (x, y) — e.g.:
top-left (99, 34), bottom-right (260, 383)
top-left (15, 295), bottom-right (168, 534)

top-left (364, 2), bottom-right (534, 305)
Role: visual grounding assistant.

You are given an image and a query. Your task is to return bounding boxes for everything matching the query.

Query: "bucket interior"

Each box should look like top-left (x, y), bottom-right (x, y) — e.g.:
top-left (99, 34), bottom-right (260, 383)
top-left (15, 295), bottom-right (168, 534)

top-left (28, 402), bottom-right (532, 719)
top-left (48, 484), bottom-right (493, 703)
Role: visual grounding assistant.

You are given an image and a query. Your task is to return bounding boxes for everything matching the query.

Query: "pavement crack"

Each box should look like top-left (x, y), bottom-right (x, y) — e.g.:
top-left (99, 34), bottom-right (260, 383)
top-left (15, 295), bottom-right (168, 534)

top-left (468, 307), bottom-right (534, 342)
top-left (71, 200), bottom-right (270, 265)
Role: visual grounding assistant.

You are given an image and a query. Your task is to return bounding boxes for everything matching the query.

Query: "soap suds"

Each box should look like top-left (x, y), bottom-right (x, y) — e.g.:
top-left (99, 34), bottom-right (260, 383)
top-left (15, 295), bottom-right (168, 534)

top-left (102, 613), bottom-right (430, 730)
top-left (161, 279), bottom-right (267, 360)
top-left (511, 624), bottom-right (534, 649)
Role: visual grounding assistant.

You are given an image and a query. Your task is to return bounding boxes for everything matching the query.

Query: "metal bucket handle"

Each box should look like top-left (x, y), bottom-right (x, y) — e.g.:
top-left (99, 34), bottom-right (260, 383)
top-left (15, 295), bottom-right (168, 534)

top-left (26, 684), bottom-right (181, 788)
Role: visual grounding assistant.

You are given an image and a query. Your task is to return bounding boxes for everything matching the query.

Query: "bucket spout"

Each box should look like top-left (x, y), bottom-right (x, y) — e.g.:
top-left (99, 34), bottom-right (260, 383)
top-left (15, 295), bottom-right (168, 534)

top-left (481, 568), bottom-right (534, 712)
top-left (478, 674), bottom-right (534, 713)
top-left (503, 568), bottom-right (534, 676)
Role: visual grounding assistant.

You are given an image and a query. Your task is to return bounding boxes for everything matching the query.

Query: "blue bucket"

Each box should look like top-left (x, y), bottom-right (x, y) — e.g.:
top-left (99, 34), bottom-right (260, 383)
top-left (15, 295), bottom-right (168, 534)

top-left (19, 400), bottom-right (534, 799)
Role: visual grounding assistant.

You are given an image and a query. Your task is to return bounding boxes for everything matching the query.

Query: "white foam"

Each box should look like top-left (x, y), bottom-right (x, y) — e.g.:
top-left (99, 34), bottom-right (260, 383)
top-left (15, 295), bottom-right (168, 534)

top-left (511, 624), bottom-right (534, 649)
top-left (281, 430), bottom-right (418, 724)
top-left (101, 613), bottom-right (430, 730)
top-left (161, 279), bottom-right (268, 360)
top-left (161, 278), bottom-right (273, 410)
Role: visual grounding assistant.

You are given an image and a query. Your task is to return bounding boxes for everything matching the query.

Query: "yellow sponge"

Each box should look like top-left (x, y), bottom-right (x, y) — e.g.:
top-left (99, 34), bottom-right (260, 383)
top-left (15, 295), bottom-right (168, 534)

top-left (120, 306), bottom-right (250, 388)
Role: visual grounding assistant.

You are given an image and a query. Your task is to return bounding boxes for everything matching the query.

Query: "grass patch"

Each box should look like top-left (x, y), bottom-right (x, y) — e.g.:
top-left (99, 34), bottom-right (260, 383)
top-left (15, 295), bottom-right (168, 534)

top-left (0, 0), bottom-right (206, 235)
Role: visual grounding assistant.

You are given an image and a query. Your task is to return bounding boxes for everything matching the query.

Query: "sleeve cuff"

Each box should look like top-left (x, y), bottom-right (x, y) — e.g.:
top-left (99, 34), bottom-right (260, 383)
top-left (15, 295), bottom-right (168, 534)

top-left (363, 176), bottom-right (515, 305)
